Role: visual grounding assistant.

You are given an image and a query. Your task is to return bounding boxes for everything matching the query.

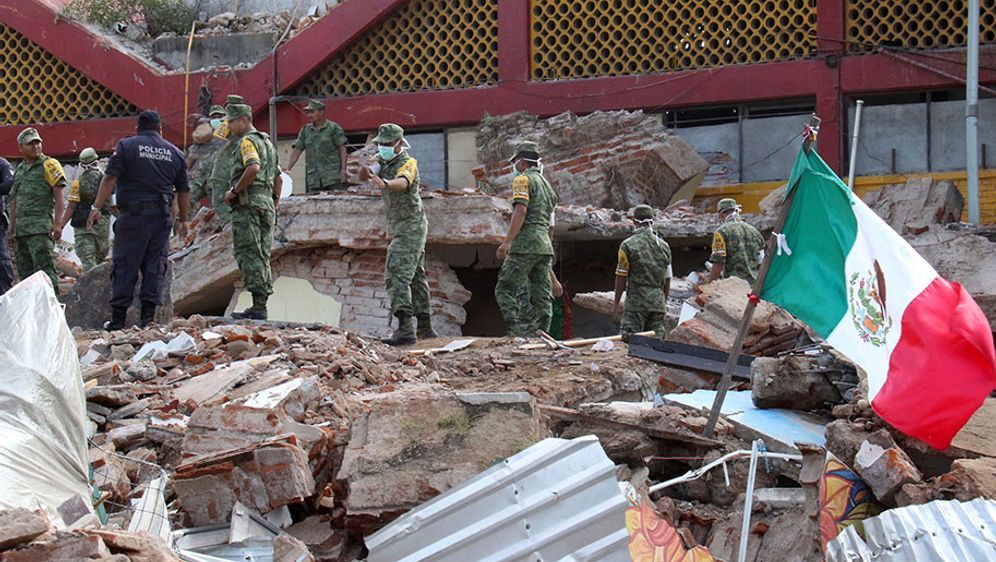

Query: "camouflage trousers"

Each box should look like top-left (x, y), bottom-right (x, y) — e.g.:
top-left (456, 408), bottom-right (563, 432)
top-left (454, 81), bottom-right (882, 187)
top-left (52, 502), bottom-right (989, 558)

top-left (385, 239), bottom-right (431, 317)
top-left (74, 216), bottom-right (110, 272)
top-left (14, 233), bottom-right (58, 291)
top-left (620, 286), bottom-right (667, 339)
top-left (495, 253), bottom-right (553, 337)
top-left (189, 179), bottom-right (209, 218)
top-left (231, 205), bottom-right (275, 298)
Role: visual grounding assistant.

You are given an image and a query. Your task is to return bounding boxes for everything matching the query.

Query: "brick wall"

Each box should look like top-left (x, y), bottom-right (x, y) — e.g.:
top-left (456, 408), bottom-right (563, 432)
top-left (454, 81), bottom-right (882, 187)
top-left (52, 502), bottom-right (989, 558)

top-left (227, 246), bottom-right (472, 338)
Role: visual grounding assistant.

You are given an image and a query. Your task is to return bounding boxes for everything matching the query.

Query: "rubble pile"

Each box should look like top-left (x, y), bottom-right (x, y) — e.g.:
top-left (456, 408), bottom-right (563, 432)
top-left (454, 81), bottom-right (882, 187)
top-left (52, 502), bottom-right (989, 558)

top-left (474, 110), bottom-right (709, 210)
top-left (863, 177), bottom-right (965, 235)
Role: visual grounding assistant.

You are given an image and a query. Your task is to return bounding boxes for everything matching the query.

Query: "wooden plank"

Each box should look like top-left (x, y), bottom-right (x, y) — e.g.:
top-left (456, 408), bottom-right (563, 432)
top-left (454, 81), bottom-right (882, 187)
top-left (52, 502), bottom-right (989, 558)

top-left (538, 404), bottom-right (721, 448)
top-left (519, 331), bottom-right (656, 351)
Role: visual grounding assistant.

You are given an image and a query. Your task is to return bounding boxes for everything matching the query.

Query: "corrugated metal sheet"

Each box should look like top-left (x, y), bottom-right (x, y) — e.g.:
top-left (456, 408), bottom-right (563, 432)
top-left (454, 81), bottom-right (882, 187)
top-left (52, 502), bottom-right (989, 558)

top-left (826, 498), bottom-right (996, 562)
top-left (365, 435), bottom-right (630, 562)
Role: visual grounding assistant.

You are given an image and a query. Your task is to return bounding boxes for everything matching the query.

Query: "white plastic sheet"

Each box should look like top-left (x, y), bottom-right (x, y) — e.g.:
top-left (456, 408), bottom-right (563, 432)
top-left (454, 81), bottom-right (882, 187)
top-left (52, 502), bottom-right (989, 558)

top-left (0, 273), bottom-right (93, 527)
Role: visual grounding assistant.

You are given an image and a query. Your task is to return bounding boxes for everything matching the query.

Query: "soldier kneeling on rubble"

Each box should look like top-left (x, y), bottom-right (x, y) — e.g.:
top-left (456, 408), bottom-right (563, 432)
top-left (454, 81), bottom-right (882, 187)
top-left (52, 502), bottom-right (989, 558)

top-left (613, 204), bottom-right (672, 342)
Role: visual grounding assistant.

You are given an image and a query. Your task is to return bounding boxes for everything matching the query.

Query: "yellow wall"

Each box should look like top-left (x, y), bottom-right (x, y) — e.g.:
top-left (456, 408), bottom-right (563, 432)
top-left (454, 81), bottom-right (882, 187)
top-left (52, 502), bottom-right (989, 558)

top-left (694, 169), bottom-right (996, 225)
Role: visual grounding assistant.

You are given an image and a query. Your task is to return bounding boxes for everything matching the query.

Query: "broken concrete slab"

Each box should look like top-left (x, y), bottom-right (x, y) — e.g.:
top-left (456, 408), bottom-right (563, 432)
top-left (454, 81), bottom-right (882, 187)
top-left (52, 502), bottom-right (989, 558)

top-left (863, 177), bottom-right (964, 235)
top-left (0, 509), bottom-right (50, 550)
top-left (171, 361), bottom-right (253, 406)
top-left (285, 516), bottom-right (344, 561)
top-left (62, 261), bottom-right (173, 329)
top-left (2, 532), bottom-right (111, 562)
top-left (751, 354), bottom-right (852, 411)
top-left (824, 419), bottom-right (875, 468)
top-left (853, 430), bottom-right (922, 502)
top-left (174, 438), bottom-right (316, 526)
top-left (935, 458), bottom-right (996, 502)
top-left (663, 389), bottom-right (829, 453)
top-left (338, 386), bottom-right (546, 535)
top-left (475, 110), bottom-right (708, 210)
top-left (86, 386), bottom-right (137, 407)
top-left (907, 225), bottom-right (996, 331)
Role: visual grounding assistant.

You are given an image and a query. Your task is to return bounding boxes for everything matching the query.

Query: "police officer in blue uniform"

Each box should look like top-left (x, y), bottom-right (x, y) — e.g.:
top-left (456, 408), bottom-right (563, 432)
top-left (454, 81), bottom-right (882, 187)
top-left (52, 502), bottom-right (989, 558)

top-left (88, 110), bottom-right (189, 330)
top-left (0, 156), bottom-right (14, 295)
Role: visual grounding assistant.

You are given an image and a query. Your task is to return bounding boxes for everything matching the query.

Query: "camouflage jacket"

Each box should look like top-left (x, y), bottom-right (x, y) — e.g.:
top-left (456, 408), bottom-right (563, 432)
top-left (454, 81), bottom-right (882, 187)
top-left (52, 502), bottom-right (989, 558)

top-left (11, 155), bottom-right (66, 237)
top-left (509, 168), bottom-right (557, 256)
top-left (379, 152), bottom-right (427, 248)
top-left (294, 120), bottom-right (348, 189)
top-left (188, 137), bottom-right (227, 189)
top-left (711, 218), bottom-right (765, 284)
top-left (67, 167), bottom-right (111, 215)
top-left (230, 129), bottom-right (279, 211)
top-left (617, 226), bottom-right (672, 312)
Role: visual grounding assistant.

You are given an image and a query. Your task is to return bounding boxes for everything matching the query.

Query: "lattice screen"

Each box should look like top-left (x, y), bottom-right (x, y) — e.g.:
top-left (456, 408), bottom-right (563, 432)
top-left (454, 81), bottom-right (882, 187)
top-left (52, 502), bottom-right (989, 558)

top-left (294, 0), bottom-right (499, 98)
top-left (0, 22), bottom-right (137, 126)
top-left (529, 0), bottom-right (818, 80)
top-left (846, 0), bottom-right (996, 52)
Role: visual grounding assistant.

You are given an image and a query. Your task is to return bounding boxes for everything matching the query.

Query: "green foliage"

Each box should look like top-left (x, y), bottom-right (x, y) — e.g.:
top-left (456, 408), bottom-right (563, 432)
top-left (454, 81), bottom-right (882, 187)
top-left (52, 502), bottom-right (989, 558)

top-left (64, 0), bottom-right (196, 36)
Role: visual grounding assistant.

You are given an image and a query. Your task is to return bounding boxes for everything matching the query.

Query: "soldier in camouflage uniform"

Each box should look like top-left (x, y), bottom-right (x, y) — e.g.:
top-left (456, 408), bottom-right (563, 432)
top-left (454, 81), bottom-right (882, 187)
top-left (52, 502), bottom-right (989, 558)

top-left (708, 197), bottom-right (765, 285)
top-left (284, 100), bottom-right (349, 192)
top-left (186, 117), bottom-right (227, 217)
top-left (223, 103), bottom-right (282, 320)
top-left (209, 96), bottom-right (246, 226)
top-left (8, 128), bottom-right (66, 291)
top-left (495, 141), bottom-right (558, 337)
top-left (58, 147), bottom-right (111, 272)
top-left (613, 205), bottom-right (672, 341)
top-left (366, 123), bottom-right (436, 346)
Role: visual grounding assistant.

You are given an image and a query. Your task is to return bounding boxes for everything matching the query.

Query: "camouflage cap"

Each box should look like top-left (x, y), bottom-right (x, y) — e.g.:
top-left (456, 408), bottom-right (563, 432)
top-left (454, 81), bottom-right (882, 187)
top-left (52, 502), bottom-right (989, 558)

top-left (511, 140), bottom-right (540, 160)
top-left (372, 123), bottom-right (404, 144)
top-left (633, 204), bottom-right (655, 221)
top-left (226, 103), bottom-right (253, 120)
top-left (17, 127), bottom-right (41, 145)
top-left (305, 99), bottom-right (326, 112)
top-left (208, 104), bottom-right (226, 117)
top-left (717, 198), bottom-right (739, 213)
top-left (79, 147), bottom-right (98, 164)
top-left (225, 94), bottom-right (245, 105)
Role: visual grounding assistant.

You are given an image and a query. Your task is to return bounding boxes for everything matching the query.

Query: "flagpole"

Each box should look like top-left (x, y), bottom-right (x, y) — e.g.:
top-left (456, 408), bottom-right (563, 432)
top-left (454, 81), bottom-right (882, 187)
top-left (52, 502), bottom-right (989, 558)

top-left (702, 114), bottom-right (822, 439)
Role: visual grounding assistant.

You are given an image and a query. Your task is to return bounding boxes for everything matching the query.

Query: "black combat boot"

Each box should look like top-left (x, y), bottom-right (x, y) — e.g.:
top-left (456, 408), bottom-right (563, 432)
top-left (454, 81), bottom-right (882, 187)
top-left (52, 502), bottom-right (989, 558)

top-left (104, 307), bottom-right (128, 331)
top-left (384, 312), bottom-right (416, 346)
top-left (416, 313), bottom-right (439, 339)
top-left (139, 301), bottom-right (156, 327)
top-left (234, 294), bottom-right (268, 320)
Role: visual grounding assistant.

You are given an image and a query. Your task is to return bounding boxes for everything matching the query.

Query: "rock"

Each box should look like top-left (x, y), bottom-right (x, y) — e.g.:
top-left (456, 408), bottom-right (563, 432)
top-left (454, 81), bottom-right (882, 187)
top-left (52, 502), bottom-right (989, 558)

top-left (110, 343), bottom-right (136, 362)
top-left (853, 430), bottom-right (922, 502)
top-left (474, 110), bottom-right (709, 210)
top-left (174, 439), bottom-right (316, 526)
top-left (86, 386), bottom-right (137, 407)
top-left (750, 354), bottom-right (850, 411)
top-left (338, 386), bottom-right (546, 534)
top-left (907, 225), bottom-right (996, 331)
top-left (62, 261), bottom-right (173, 329)
top-left (0, 508), bottom-right (50, 550)
top-left (125, 360), bottom-right (159, 382)
top-left (226, 339), bottom-right (256, 357)
top-left (274, 533), bottom-right (314, 562)
top-left (2, 532), bottom-right (111, 562)
top-left (863, 177), bottom-right (964, 235)
top-left (935, 457), bottom-right (996, 501)
top-left (824, 419), bottom-right (874, 467)
top-left (86, 529), bottom-right (180, 562)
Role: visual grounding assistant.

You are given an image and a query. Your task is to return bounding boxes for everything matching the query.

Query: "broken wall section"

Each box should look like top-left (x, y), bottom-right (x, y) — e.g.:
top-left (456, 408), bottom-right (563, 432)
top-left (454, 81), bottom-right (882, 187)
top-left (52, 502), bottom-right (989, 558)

top-left (475, 110), bottom-right (708, 210)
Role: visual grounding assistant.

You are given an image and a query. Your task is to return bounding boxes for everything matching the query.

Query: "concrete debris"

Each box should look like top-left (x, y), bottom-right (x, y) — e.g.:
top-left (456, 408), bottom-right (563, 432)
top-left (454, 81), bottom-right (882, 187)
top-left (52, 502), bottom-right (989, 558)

top-left (670, 277), bottom-right (812, 355)
top-left (475, 110), bottom-right (709, 210)
top-left (863, 177), bottom-right (964, 235)
top-left (907, 224), bottom-right (996, 331)
top-left (63, 261), bottom-right (174, 329)
top-left (0, 509), bottom-right (51, 551)
top-left (707, 506), bottom-right (822, 562)
top-left (0, 525), bottom-right (180, 562)
top-left (853, 430), bottom-right (923, 503)
top-left (751, 352), bottom-right (857, 411)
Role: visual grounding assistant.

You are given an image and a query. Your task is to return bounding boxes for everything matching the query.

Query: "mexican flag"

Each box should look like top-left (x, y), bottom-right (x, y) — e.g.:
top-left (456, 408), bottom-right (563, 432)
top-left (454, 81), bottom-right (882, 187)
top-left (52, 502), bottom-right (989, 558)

top-left (763, 148), bottom-right (996, 450)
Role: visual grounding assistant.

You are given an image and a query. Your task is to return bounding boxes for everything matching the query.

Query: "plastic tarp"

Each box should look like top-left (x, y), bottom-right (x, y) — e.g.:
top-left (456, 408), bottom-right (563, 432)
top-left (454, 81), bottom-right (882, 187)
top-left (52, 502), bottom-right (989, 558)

top-left (0, 273), bottom-right (93, 526)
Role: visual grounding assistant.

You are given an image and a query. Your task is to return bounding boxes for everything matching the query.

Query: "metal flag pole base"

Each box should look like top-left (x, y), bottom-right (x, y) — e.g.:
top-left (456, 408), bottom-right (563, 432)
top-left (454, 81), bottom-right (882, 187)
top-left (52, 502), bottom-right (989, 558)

top-left (702, 114), bottom-right (822, 439)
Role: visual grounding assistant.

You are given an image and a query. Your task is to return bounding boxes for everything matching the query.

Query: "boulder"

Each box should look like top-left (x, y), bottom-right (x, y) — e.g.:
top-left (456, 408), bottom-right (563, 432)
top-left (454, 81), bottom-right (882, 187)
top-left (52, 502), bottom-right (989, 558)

top-left (62, 261), bottom-right (173, 329)
top-left (863, 177), bottom-right (964, 235)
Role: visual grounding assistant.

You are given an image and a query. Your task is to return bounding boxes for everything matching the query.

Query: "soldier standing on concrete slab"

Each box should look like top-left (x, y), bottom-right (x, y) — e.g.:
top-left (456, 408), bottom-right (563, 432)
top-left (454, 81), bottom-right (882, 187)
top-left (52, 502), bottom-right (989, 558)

top-left (208, 96), bottom-right (245, 226)
top-left (613, 205), bottom-right (672, 341)
top-left (88, 110), bottom-right (189, 330)
top-left (0, 156), bottom-right (16, 294)
top-left (284, 100), bottom-right (349, 193)
top-left (364, 123), bottom-right (436, 346)
top-left (223, 103), bottom-right (282, 320)
top-left (58, 147), bottom-right (112, 272)
top-left (495, 141), bottom-right (559, 337)
top-left (708, 197), bottom-right (765, 285)
top-left (8, 128), bottom-right (66, 292)
top-left (186, 117), bottom-right (227, 217)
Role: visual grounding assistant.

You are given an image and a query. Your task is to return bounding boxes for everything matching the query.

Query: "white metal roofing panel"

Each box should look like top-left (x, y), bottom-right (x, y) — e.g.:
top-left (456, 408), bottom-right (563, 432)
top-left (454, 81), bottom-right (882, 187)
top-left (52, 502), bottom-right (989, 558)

top-left (365, 435), bottom-right (630, 562)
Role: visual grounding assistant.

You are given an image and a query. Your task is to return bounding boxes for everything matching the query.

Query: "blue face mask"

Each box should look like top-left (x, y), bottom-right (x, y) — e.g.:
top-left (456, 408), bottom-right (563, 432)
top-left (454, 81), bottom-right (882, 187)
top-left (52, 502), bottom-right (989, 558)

top-left (210, 118), bottom-right (222, 129)
top-left (378, 146), bottom-right (397, 161)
